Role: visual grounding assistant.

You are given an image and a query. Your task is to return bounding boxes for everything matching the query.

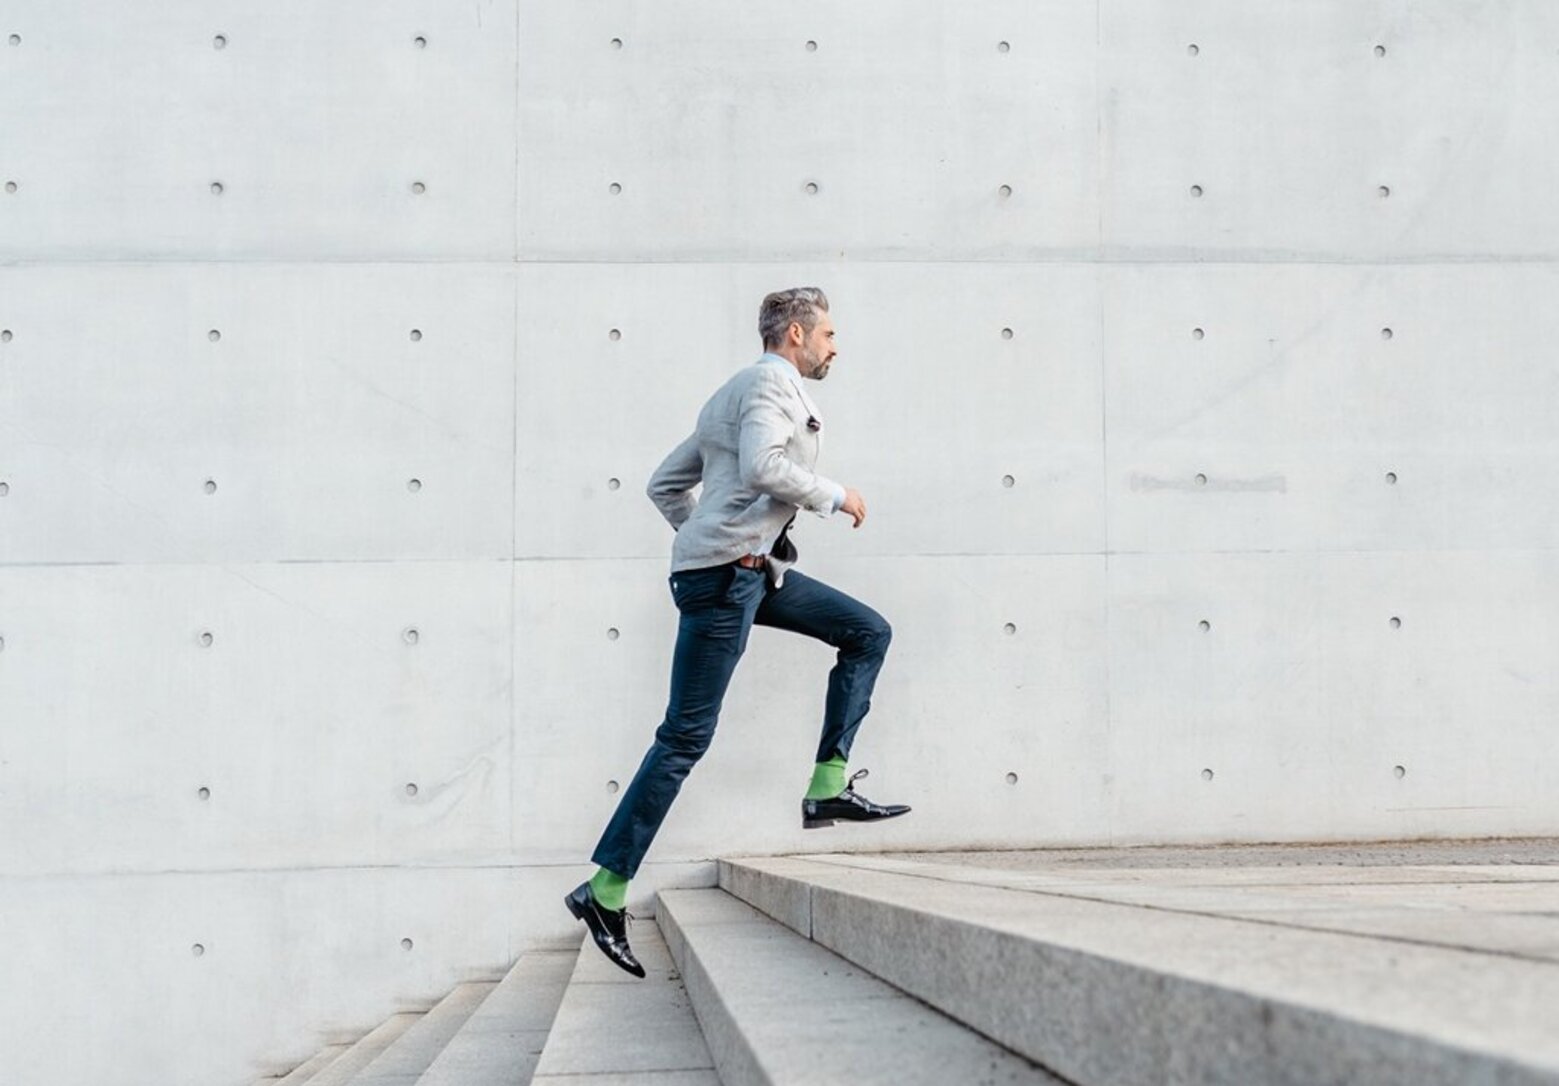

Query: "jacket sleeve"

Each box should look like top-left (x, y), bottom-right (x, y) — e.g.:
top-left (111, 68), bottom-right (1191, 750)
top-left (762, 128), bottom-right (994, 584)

top-left (737, 369), bottom-right (841, 514)
top-left (645, 431), bottom-right (703, 530)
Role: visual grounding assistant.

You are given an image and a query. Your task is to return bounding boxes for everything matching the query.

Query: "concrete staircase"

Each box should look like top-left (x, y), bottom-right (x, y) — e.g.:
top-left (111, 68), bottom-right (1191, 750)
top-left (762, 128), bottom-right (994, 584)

top-left (253, 840), bottom-right (1559, 1086)
top-left (719, 844), bottom-right (1559, 1086)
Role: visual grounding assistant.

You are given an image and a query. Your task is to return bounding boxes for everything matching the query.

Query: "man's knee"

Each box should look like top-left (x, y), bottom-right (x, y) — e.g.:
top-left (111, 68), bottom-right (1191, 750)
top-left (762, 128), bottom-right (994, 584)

top-left (653, 716), bottom-right (716, 760)
top-left (851, 615), bottom-right (892, 658)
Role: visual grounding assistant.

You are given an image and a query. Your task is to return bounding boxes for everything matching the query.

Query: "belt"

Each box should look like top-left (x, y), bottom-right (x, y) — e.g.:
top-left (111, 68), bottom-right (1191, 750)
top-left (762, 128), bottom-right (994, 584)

top-left (734, 554), bottom-right (768, 570)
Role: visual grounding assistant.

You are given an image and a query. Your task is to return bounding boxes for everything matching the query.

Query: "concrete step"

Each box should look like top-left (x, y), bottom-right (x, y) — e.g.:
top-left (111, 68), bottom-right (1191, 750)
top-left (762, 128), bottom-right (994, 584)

top-left (721, 851), bottom-right (1559, 1086)
top-left (251, 1042), bottom-right (353, 1086)
top-left (414, 949), bottom-right (576, 1086)
top-left (347, 981), bottom-right (495, 1086)
top-left (532, 921), bottom-right (720, 1085)
top-left (274, 1043), bottom-right (351, 1085)
top-left (307, 1013), bottom-right (422, 1086)
top-left (657, 887), bottom-right (1056, 1085)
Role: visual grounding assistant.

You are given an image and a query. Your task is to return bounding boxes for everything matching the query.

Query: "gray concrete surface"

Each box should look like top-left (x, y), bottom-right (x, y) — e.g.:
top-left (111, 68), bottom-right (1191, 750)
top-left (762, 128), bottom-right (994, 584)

top-left (306, 1014), bottom-right (421, 1086)
top-left (260, 1043), bottom-right (347, 1086)
top-left (531, 926), bottom-right (719, 1084)
top-left (417, 949), bottom-right (575, 1086)
top-left (896, 838), bottom-right (1559, 870)
top-left (658, 888), bottom-right (1057, 1085)
top-left (350, 982), bottom-right (495, 1086)
top-left (722, 847), bottom-right (1559, 1085)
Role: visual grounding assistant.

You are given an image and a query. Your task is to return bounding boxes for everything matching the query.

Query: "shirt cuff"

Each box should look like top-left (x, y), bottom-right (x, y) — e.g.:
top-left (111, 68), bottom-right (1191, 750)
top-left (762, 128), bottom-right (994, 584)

top-left (829, 483), bottom-right (847, 515)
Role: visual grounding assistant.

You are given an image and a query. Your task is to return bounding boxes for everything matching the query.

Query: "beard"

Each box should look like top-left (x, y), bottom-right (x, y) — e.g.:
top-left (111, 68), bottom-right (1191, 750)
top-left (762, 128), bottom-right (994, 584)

top-left (801, 346), bottom-right (832, 380)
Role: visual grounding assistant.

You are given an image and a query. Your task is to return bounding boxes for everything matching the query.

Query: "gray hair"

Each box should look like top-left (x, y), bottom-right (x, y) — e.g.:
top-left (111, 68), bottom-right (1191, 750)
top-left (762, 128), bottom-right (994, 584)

top-left (759, 287), bottom-right (829, 349)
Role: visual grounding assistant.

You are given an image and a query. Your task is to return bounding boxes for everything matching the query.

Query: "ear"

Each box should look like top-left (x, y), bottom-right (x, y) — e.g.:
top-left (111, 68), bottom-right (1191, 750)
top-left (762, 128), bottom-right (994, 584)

top-left (788, 321), bottom-right (805, 345)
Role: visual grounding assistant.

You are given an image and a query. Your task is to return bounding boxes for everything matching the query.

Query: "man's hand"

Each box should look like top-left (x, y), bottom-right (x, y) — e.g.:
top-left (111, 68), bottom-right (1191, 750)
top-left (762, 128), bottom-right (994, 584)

top-left (840, 487), bottom-right (867, 528)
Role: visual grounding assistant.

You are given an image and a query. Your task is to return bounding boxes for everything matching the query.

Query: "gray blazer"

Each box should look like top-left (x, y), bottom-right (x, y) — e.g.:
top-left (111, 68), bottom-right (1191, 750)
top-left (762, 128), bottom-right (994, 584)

top-left (647, 355), bottom-right (844, 588)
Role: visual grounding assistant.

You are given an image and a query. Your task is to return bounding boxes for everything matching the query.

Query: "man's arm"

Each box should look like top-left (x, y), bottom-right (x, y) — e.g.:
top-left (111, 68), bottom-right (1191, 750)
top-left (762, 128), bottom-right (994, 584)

top-left (645, 431), bottom-right (703, 530)
top-left (737, 369), bottom-right (843, 515)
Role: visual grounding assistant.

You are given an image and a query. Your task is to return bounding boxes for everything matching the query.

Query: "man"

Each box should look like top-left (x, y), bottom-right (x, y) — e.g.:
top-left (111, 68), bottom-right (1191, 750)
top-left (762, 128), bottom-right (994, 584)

top-left (565, 287), bottom-right (910, 977)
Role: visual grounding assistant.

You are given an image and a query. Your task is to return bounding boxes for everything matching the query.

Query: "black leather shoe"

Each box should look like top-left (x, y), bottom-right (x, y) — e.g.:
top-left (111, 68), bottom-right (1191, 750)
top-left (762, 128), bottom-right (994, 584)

top-left (564, 881), bottom-right (646, 978)
top-left (802, 768), bottom-right (911, 829)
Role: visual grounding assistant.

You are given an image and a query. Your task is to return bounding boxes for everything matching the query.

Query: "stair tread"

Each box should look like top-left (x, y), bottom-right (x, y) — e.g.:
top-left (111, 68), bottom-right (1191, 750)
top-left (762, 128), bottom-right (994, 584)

top-left (531, 922), bottom-right (719, 1082)
top-left (659, 887), bottom-right (1057, 1085)
top-left (349, 980), bottom-right (495, 1085)
top-left (415, 949), bottom-right (576, 1086)
top-left (306, 1014), bottom-right (422, 1086)
top-left (270, 1042), bottom-right (351, 1086)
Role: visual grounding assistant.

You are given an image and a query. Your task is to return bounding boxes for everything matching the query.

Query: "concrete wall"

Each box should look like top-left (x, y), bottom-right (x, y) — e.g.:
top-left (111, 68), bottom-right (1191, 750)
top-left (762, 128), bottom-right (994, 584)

top-left (3, 2), bottom-right (1556, 1083)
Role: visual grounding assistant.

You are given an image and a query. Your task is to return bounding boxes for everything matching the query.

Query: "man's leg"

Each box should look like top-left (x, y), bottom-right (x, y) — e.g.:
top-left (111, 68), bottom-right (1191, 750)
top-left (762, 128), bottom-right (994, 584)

top-left (590, 563), bottom-right (767, 880)
top-left (752, 569), bottom-right (893, 769)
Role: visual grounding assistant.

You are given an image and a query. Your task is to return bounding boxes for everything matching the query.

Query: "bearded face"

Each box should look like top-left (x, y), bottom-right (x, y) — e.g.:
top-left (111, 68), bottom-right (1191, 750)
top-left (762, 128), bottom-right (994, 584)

top-left (798, 310), bottom-right (836, 380)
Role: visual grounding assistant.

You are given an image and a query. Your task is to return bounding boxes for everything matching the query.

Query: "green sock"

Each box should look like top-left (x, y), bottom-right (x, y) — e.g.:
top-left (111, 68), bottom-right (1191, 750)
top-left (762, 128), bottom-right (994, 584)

top-left (589, 866), bottom-right (629, 912)
top-left (805, 755), bottom-right (849, 800)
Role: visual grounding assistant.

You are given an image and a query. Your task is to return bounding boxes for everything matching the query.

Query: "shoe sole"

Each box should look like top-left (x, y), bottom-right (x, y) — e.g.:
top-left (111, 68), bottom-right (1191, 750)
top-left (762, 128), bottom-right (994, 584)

top-left (802, 809), bottom-right (910, 830)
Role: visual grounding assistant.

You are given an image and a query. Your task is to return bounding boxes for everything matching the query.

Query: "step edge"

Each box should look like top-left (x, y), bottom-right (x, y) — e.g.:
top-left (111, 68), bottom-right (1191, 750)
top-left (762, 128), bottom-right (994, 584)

top-left (720, 857), bottom-right (1559, 1086)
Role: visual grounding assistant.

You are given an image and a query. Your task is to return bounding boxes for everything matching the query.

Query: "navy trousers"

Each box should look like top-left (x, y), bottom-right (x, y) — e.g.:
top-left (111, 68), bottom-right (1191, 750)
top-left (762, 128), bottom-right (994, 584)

top-left (591, 561), bottom-right (892, 880)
